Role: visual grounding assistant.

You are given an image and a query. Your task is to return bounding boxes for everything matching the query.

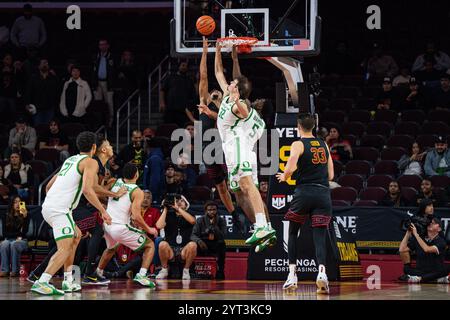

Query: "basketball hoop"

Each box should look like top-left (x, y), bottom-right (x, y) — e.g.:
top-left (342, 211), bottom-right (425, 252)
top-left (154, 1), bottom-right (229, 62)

top-left (217, 29), bottom-right (258, 54)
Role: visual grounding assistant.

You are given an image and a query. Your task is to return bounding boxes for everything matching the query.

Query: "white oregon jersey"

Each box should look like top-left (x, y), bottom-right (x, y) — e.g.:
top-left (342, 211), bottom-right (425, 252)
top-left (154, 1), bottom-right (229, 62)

top-left (217, 95), bottom-right (247, 144)
top-left (42, 154), bottom-right (88, 216)
top-left (107, 178), bottom-right (138, 225)
top-left (242, 108), bottom-right (265, 147)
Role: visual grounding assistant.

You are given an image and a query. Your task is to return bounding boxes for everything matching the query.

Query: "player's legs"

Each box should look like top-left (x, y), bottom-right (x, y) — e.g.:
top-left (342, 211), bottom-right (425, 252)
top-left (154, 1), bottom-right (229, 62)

top-left (133, 238), bottom-right (156, 288)
top-left (156, 240), bottom-right (174, 279)
top-left (61, 226), bottom-right (82, 292)
top-left (234, 191), bottom-right (254, 223)
top-left (180, 241), bottom-right (197, 280)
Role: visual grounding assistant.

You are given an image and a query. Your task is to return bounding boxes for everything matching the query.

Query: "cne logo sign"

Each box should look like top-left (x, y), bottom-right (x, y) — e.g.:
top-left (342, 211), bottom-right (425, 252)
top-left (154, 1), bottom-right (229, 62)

top-left (272, 195), bottom-right (286, 210)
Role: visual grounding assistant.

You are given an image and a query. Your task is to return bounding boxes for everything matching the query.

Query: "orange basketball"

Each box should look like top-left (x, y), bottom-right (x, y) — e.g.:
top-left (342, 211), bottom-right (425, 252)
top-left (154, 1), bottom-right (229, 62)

top-left (196, 15), bottom-right (216, 36)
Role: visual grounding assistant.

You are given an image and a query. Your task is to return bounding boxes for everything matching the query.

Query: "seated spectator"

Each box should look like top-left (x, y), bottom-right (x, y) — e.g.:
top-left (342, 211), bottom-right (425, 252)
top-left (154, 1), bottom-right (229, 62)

top-left (412, 42), bottom-right (450, 73)
top-left (143, 137), bottom-right (165, 204)
top-left (325, 126), bottom-right (353, 163)
top-left (376, 77), bottom-right (403, 111)
top-left (0, 196), bottom-right (30, 277)
top-left (155, 195), bottom-right (196, 280)
top-left (38, 119), bottom-right (70, 162)
top-left (414, 178), bottom-right (448, 207)
top-left (116, 130), bottom-right (145, 185)
top-left (175, 152), bottom-right (197, 189)
top-left (414, 58), bottom-right (443, 89)
top-left (393, 67), bottom-right (412, 87)
top-left (379, 181), bottom-right (410, 207)
top-left (5, 117), bottom-right (37, 159)
top-left (59, 65), bottom-right (92, 123)
top-left (399, 216), bottom-right (450, 283)
top-left (402, 77), bottom-right (426, 110)
top-left (189, 201), bottom-right (226, 279)
top-left (398, 142), bottom-right (426, 176)
top-left (0, 166), bottom-right (14, 204)
top-left (432, 74), bottom-right (450, 110)
top-left (162, 163), bottom-right (184, 197)
top-left (365, 43), bottom-right (399, 79)
top-left (424, 136), bottom-right (450, 177)
top-left (4, 152), bottom-right (34, 201)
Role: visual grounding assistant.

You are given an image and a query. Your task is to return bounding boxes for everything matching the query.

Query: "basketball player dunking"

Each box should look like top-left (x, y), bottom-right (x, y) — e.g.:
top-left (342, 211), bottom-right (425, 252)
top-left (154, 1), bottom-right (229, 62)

top-left (276, 113), bottom-right (334, 294)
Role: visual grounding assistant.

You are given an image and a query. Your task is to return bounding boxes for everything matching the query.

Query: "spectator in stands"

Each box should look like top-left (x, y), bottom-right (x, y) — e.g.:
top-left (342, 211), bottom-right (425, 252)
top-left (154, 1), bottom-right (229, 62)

top-left (92, 38), bottom-right (116, 128)
top-left (412, 42), bottom-right (450, 73)
top-left (162, 163), bottom-right (184, 197)
top-left (116, 49), bottom-right (138, 106)
top-left (142, 127), bottom-right (156, 154)
top-left (424, 136), bottom-right (450, 177)
top-left (59, 65), bottom-right (92, 123)
top-left (376, 77), bottom-right (402, 111)
top-left (414, 58), bottom-right (443, 88)
top-left (25, 57), bottom-right (60, 126)
top-left (155, 195), bottom-right (196, 280)
top-left (0, 196), bottom-right (29, 277)
top-left (402, 77), bottom-right (426, 110)
top-left (116, 130), bottom-right (145, 184)
top-left (184, 122), bottom-right (195, 139)
top-left (143, 137), bottom-right (165, 204)
top-left (399, 216), bottom-right (450, 283)
top-left (325, 126), bottom-right (353, 163)
top-left (160, 61), bottom-right (196, 128)
top-left (393, 67), bottom-right (412, 87)
top-left (365, 43), bottom-right (399, 79)
top-left (259, 179), bottom-right (268, 204)
top-left (6, 118), bottom-right (37, 158)
top-left (10, 4), bottom-right (47, 53)
top-left (0, 71), bottom-right (17, 123)
top-left (432, 74), bottom-right (450, 110)
top-left (0, 166), bottom-right (14, 204)
top-left (175, 152), bottom-right (197, 189)
top-left (38, 119), bottom-right (70, 162)
top-left (398, 142), bottom-right (426, 176)
top-left (189, 201), bottom-right (226, 279)
top-left (60, 58), bottom-right (76, 83)
top-left (4, 152), bottom-right (34, 201)
top-left (414, 178), bottom-right (447, 207)
top-left (379, 181), bottom-right (410, 207)
top-left (108, 153), bottom-right (122, 178)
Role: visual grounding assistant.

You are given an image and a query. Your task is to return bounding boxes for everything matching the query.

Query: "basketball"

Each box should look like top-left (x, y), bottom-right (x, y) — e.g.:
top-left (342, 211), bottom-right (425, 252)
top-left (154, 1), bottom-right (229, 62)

top-left (196, 15), bottom-right (215, 36)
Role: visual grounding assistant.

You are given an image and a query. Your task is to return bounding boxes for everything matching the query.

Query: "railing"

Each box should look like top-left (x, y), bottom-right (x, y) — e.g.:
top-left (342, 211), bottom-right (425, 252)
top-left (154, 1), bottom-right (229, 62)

top-left (115, 89), bottom-right (141, 153)
top-left (147, 55), bottom-right (171, 123)
top-left (37, 165), bottom-right (61, 206)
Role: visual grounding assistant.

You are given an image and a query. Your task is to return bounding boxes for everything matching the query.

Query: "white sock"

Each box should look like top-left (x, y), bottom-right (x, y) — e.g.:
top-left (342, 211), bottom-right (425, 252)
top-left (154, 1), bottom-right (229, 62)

top-left (64, 272), bottom-right (73, 283)
top-left (255, 213), bottom-right (267, 227)
top-left (96, 268), bottom-right (104, 277)
top-left (319, 264), bottom-right (326, 274)
top-left (183, 268), bottom-right (190, 273)
top-left (39, 273), bottom-right (52, 283)
top-left (289, 264), bottom-right (296, 276)
top-left (139, 268), bottom-right (147, 276)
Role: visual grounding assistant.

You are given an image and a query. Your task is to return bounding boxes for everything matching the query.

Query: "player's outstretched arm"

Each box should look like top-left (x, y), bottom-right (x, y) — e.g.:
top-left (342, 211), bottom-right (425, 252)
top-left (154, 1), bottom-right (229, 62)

top-left (82, 158), bottom-right (112, 224)
top-left (215, 42), bottom-right (229, 95)
top-left (131, 189), bottom-right (157, 236)
top-left (45, 174), bottom-right (57, 193)
top-left (276, 141), bottom-right (303, 182)
top-left (230, 87), bottom-right (249, 118)
top-left (93, 180), bottom-right (126, 199)
top-left (231, 45), bottom-right (242, 78)
top-left (199, 36), bottom-right (210, 107)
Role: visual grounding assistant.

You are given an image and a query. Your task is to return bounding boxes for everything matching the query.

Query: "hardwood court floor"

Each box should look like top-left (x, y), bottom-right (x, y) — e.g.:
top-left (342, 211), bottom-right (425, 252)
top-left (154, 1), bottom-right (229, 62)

top-left (1, 278), bottom-right (450, 300)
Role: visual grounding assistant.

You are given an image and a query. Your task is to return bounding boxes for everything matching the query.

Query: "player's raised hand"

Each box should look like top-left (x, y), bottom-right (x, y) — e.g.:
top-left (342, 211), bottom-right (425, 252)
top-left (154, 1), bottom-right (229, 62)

top-left (198, 104), bottom-right (211, 116)
top-left (230, 85), bottom-right (240, 101)
top-left (276, 172), bottom-right (287, 182)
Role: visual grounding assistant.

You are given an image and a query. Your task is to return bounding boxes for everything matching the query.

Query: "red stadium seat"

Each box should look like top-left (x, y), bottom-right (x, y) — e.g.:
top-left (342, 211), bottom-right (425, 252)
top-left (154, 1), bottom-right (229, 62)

top-left (345, 160), bottom-right (372, 177)
top-left (342, 134), bottom-right (357, 147)
top-left (421, 121), bottom-right (450, 135)
top-left (349, 110), bottom-right (371, 123)
top-left (336, 86), bottom-right (361, 99)
top-left (401, 187), bottom-right (419, 205)
top-left (380, 147), bottom-right (407, 161)
top-left (353, 200), bottom-right (378, 206)
top-left (337, 174), bottom-right (365, 192)
top-left (366, 174), bottom-right (394, 189)
top-left (196, 174), bottom-right (215, 188)
top-left (366, 121), bottom-right (393, 137)
top-left (35, 149), bottom-right (60, 168)
top-left (397, 174), bottom-right (423, 190)
top-left (374, 109), bottom-right (398, 124)
top-left (359, 187), bottom-right (387, 202)
top-left (386, 135), bottom-right (415, 149)
top-left (187, 186), bottom-right (213, 203)
top-left (355, 98), bottom-right (376, 110)
top-left (331, 187), bottom-right (358, 203)
top-left (333, 160), bottom-right (344, 178)
top-left (332, 200), bottom-right (351, 207)
top-left (331, 98), bottom-right (354, 112)
top-left (394, 122), bottom-right (422, 136)
top-left (427, 110), bottom-right (450, 124)
top-left (341, 121), bottom-right (366, 137)
top-left (374, 160), bottom-right (399, 176)
top-left (353, 147), bottom-right (380, 162)
top-left (401, 109), bottom-right (426, 124)
top-left (321, 110), bottom-right (346, 123)
top-left (360, 135), bottom-right (386, 149)
top-left (429, 176), bottom-right (450, 189)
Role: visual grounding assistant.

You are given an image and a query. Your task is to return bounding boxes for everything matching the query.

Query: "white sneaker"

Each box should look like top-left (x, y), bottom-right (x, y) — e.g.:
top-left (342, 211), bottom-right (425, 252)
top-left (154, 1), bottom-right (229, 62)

top-left (182, 269), bottom-right (190, 280)
top-left (407, 275), bottom-right (421, 283)
top-left (437, 276), bottom-right (450, 284)
top-left (282, 274), bottom-right (298, 290)
top-left (316, 272), bottom-right (329, 294)
top-left (155, 268), bottom-right (168, 280)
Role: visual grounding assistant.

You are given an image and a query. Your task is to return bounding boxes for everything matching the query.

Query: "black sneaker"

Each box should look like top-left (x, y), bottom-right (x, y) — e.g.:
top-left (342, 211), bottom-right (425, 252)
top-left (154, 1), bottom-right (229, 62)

top-left (82, 273), bottom-right (111, 285)
top-left (26, 272), bottom-right (39, 284)
top-left (398, 274), bottom-right (408, 282)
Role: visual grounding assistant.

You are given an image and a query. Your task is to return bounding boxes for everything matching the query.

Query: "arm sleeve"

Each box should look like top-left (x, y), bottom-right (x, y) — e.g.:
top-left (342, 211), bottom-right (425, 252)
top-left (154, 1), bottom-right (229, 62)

top-left (424, 153), bottom-right (438, 176)
top-left (23, 128), bottom-right (37, 151)
top-left (398, 155), bottom-right (410, 171)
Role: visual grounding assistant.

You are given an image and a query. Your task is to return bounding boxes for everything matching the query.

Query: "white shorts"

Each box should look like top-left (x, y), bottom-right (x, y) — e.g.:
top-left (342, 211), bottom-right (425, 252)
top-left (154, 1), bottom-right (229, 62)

top-left (104, 223), bottom-right (148, 252)
top-left (223, 138), bottom-right (259, 192)
top-left (42, 209), bottom-right (76, 241)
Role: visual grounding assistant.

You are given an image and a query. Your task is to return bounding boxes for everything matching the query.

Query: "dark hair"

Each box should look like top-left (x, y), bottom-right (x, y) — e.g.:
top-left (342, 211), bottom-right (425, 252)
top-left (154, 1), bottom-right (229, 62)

top-left (409, 141), bottom-right (421, 156)
top-left (417, 198), bottom-right (433, 216)
top-left (297, 113), bottom-right (315, 131)
top-left (95, 135), bottom-right (107, 150)
top-left (184, 122), bottom-right (194, 128)
top-left (235, 75), bottom-right (252, 99)
top-left (204, 200), bottom-right (218, 211)
top-left (49, 118), bottom-right (60, 128)
top-left (76, 131), bottom-right (97, 152)
top-left (23, 4), bottom-right (32, 11)
top-left (70, 64), bottom-right (81, 72)
top-left (328, 126), bottom-right (343, 141)
top-left (122, 163), bottom-right (138, 180)
top-left (6, 196), bottom-right (25, 230)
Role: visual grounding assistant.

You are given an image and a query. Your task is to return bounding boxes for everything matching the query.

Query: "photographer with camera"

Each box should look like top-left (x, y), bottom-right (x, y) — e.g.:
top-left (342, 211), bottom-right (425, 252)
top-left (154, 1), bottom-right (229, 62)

top-left (399, 199), bottom-right (450, 283)
top-left (189, 201), bottom-right (227, 280)
top-left (155, 194), bottom-right (196, 280)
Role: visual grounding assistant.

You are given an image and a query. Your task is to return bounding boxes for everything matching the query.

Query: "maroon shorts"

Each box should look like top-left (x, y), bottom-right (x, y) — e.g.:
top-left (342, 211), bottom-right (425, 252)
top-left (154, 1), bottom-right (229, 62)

top-left (206, 163), bottom-right (227, 185)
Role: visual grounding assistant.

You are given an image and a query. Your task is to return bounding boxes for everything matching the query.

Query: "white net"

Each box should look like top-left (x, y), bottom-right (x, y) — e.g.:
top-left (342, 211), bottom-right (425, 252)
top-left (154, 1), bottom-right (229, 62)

top-left (217, 29), bottom-right (258, 48)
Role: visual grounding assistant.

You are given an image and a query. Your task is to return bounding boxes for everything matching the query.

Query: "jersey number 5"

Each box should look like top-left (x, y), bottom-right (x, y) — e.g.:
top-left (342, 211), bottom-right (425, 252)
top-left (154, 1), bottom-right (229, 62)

top-left (310, 147), bottom-right (327, 164)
